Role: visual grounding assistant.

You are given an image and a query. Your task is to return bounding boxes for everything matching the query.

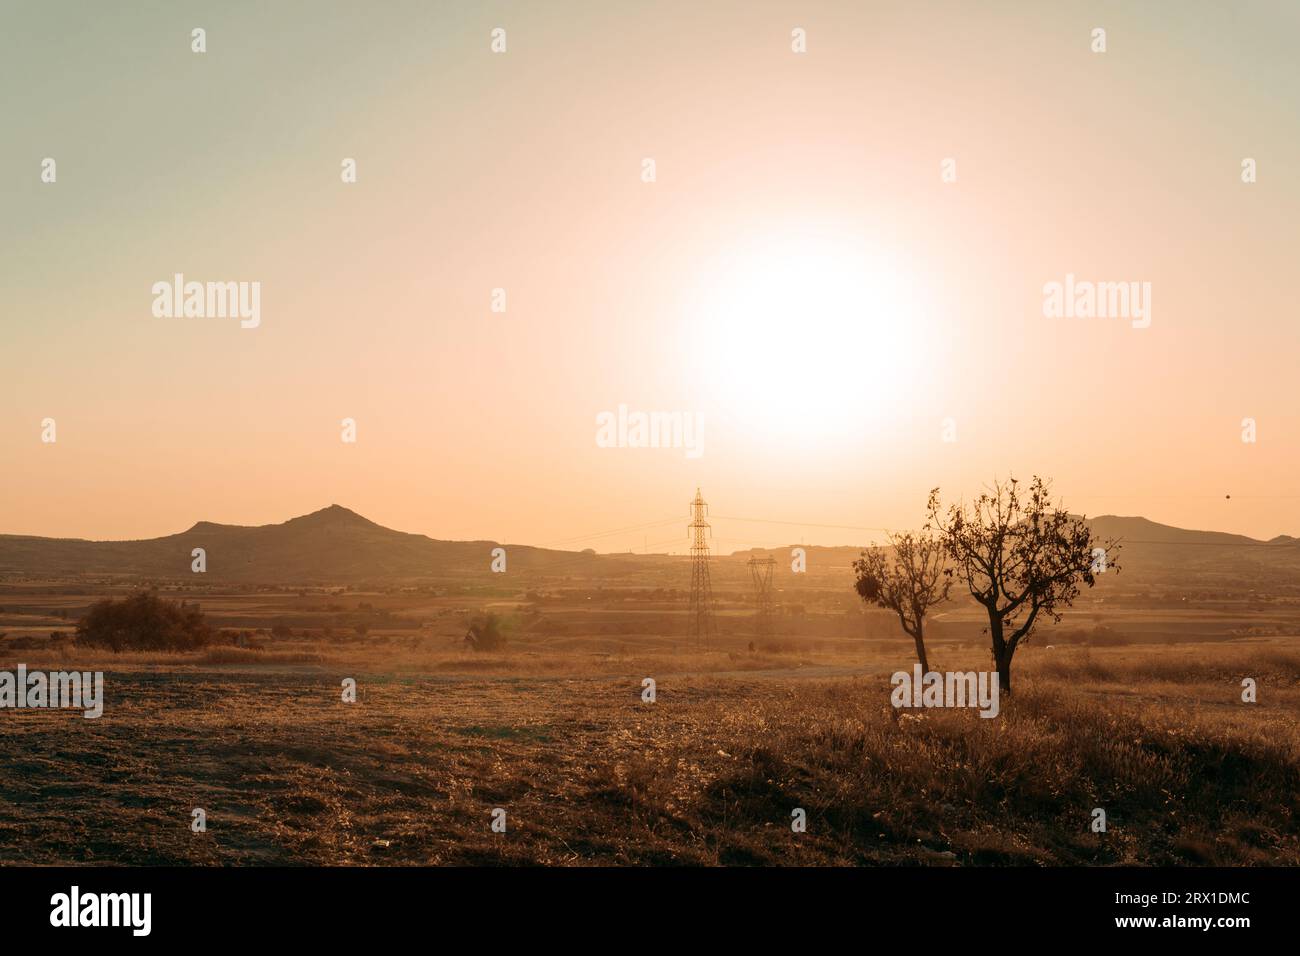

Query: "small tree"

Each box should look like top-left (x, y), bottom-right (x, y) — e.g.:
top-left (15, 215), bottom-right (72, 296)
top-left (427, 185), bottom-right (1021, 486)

top-left (928, 476), bottom-right (1119, 693)
top-left (853, 531), bottom-right (951, 672)
top-left (76, 590), bottom-right (212, 652)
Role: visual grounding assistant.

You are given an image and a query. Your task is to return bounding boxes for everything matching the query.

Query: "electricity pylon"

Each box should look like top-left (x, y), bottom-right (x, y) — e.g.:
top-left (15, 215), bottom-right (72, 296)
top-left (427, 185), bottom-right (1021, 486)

top-left (688, 488), bottom-right (717, 650)
top-left (747, 555), bottom-right (776, 639)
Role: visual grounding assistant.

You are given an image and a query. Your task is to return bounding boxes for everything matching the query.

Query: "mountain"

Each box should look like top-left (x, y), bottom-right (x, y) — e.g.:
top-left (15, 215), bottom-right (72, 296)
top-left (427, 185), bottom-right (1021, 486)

top-left (0, 505), bottom-right (629, 585)
top-left (726, 515), bottom-right (1300, 590)
top-left (2, 506), bottom-right (1297, 588)
top-left (1080, 515), bottom-right (1300, 586)
top-left (1085, 515), bottom-right (1266, 548)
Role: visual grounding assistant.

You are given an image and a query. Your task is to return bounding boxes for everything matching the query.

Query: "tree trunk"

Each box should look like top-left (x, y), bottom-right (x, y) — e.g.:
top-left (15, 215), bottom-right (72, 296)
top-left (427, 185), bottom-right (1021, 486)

top-left (911, 624), bottom-right (930, 673)
top-left (995, 649), bottom-right (1012, 695)
top-left (988, 614), bottom-right (1012, 695)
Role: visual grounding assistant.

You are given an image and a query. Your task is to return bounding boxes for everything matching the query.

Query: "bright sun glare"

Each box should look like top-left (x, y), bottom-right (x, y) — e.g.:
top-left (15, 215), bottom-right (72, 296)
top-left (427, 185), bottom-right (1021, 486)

top-left (687, 232), bottom-right (926, 443)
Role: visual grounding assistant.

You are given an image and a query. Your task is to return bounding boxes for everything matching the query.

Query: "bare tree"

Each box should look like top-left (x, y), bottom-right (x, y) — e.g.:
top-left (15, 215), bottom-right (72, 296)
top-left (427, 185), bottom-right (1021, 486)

top-left (928, 476), bottom-right (1119, 693)
top-left (853, 531), bottom-right (951, 673)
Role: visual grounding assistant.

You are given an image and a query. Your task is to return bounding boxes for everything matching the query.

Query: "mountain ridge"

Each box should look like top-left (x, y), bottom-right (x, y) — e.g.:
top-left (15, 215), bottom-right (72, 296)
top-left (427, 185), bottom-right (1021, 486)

top-left (0, 504), bottom-right (616, 584)
top-left (1, 506), bottom-right (1295, 585)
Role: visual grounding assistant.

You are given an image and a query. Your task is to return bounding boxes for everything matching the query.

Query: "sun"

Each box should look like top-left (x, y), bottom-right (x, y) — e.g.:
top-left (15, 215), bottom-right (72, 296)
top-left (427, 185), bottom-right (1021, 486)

top-left (684, 230), bottom-right (927, 444)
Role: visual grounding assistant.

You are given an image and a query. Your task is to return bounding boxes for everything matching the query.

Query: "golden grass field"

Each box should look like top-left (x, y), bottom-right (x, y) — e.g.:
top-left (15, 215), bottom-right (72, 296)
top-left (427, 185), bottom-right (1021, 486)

top-left (2, 620), bottom-right (1296, 866)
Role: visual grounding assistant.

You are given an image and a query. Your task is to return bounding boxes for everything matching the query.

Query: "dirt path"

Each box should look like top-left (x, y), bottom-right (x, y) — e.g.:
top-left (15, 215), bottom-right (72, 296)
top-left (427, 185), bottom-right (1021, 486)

top-left (120, 661), bottom-right (882, 684)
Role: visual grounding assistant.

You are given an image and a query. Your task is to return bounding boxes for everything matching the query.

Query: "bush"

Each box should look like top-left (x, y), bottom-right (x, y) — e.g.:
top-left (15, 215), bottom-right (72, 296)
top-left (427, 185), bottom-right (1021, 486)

top-left (75, 591), bottom-right (213, 652)
top-left (465, 613), bottom-right (507, 652)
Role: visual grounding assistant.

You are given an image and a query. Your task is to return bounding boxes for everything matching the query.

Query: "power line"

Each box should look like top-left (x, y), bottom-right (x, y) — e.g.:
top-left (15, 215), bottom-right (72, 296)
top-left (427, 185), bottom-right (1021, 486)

top-left (537, 516), bottom-right (680, 548)
top-left (711, 514), bottom-right (892, 533)
top-left (709, 514), bottom-right (1293, 549)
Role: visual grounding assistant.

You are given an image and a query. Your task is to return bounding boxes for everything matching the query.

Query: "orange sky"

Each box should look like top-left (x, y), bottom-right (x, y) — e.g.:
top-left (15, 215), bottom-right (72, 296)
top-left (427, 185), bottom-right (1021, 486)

top-left (4, 1), bottom-right (1300, 552)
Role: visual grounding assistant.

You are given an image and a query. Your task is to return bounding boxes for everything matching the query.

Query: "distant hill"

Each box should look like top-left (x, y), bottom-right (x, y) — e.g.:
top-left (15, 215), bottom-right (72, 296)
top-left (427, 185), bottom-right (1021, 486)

top-left (1085, 515), bottom-right (1265, 548)
top-left (1, 506), bottom-right (1297, 588)
top-left (0, 505), bottom-right (637, 585)
top-left (1080, 515), bottom-right (1300, 586)
top-left (727, 514), bottom-right (1300, 589)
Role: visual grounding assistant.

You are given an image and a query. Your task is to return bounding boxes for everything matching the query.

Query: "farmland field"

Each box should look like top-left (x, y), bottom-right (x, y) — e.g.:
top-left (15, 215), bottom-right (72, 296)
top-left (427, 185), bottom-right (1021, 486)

top-left (3, 583), bottom-right (1296, 866)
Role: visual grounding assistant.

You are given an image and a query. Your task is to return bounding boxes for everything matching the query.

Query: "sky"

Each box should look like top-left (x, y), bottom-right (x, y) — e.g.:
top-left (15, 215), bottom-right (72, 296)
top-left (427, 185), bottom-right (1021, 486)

top-left (3, 0), bottom-right (1300, 554)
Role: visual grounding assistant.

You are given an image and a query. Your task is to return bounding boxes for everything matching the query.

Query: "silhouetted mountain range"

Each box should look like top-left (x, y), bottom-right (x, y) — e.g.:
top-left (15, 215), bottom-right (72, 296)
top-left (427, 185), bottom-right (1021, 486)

top-left (0, 506), bottom-right (1296, 586)
top-left (731, 514), bottom-right (1300, 588)
top-left (1084, 515), bottom-right (1297, 548)
top-left (0, 505), bottom-right (621, 584)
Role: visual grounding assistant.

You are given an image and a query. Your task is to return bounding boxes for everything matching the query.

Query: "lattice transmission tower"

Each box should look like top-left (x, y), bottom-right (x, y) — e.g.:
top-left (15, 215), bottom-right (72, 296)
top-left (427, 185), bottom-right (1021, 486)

top-left (687, 488), bottom-right (717, 650)
top-left (747, 555), bottom-right (776, 639)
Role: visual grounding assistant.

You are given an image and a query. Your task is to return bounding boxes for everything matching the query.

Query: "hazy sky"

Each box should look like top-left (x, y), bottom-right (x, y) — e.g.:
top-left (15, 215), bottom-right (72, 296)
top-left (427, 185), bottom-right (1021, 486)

top-left (4, 1), bottom-right (1299, 552)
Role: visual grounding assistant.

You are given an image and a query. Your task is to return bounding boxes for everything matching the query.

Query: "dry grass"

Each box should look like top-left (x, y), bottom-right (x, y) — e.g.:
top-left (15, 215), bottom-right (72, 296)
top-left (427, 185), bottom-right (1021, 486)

top-left (5, 632), bottom-right (835, 679)
top-left (0, 639), bottom-right (1295, 865)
